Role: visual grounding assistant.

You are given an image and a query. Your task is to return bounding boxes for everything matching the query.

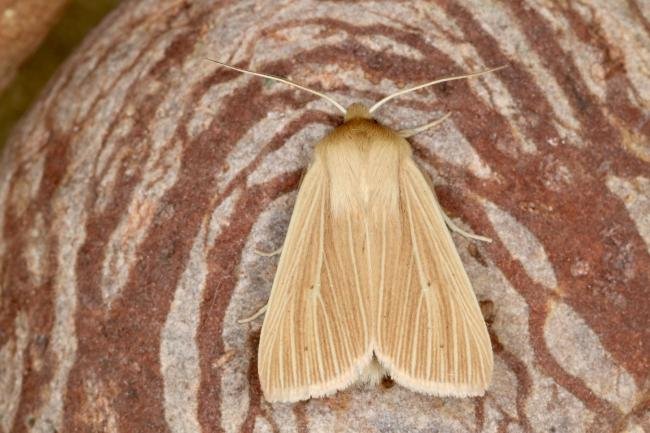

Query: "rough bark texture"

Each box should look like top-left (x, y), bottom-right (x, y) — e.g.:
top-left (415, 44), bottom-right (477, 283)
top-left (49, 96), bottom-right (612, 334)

top-left (0, 0), bottom-right (649, 432)
top-left (0, 0), bottom-right (70, 92)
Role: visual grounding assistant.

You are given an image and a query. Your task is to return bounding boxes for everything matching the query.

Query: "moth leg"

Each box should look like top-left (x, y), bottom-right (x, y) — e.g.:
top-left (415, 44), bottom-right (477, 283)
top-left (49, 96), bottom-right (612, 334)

top-left (238, 303), bottom-right (268, 324)
top-left (398, 113), bottom-right (451, 138)
top-left (254, 246), bottom-right (282, 257)
top-left (443, 212), bottom-right (492, 243)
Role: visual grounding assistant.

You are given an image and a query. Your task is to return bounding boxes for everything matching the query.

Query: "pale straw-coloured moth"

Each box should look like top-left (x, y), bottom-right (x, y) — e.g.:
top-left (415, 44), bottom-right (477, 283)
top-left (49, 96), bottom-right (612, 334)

top-left (210, 59), bottom-right (504, 402)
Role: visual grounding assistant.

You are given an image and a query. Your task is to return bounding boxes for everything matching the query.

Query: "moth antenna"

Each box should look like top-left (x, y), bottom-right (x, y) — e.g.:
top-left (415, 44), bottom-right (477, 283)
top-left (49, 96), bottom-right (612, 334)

top-left (368, 65), bottom-right (507, 114)
top-left (398, 113), bottom-right (452, 138)
top-left (206, 58), bottom-right (347, 114)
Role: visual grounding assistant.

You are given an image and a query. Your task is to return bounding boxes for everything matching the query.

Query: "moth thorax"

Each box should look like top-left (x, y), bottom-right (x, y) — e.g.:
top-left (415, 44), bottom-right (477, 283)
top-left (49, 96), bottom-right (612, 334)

top-left (344, 103), bottom-right (371, 121)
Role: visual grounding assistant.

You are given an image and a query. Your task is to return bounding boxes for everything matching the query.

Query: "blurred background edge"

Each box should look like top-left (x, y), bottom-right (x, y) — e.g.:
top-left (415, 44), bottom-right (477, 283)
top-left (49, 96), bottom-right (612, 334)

top-left (0, 0), bottom-right (122, 152)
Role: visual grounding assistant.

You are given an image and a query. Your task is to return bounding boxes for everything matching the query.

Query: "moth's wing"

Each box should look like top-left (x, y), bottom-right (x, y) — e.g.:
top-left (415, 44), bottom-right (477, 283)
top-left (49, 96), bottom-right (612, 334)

top-left (258, 157), bottom-right (372, 403)
top-left (375, 157), bottom-right (493, 396)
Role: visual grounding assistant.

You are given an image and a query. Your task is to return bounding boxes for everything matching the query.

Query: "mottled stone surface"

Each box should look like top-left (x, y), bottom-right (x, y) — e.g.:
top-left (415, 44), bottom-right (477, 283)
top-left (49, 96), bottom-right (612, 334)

top-left (0, 1), bottom-right (649, 432)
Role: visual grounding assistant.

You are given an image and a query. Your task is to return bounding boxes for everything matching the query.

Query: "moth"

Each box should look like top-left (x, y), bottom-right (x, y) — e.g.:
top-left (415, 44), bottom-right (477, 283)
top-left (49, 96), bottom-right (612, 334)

top-left (210, 59), bottom-right (503, 403)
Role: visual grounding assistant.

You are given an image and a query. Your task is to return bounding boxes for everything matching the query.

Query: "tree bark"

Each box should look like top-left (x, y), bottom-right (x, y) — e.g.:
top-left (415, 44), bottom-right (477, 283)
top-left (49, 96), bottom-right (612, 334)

top-left (0, 1), bottom-right (648, 432)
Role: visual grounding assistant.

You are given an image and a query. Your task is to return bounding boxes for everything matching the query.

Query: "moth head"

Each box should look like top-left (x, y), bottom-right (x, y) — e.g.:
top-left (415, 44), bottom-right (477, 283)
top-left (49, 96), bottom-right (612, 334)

top-left (344, 103), bottom-right (371, 121)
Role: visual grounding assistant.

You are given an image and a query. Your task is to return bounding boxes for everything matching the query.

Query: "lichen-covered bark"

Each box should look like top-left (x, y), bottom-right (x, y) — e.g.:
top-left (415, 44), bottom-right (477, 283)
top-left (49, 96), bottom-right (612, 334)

top-left (0, 1), bottom-right (648, 432)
